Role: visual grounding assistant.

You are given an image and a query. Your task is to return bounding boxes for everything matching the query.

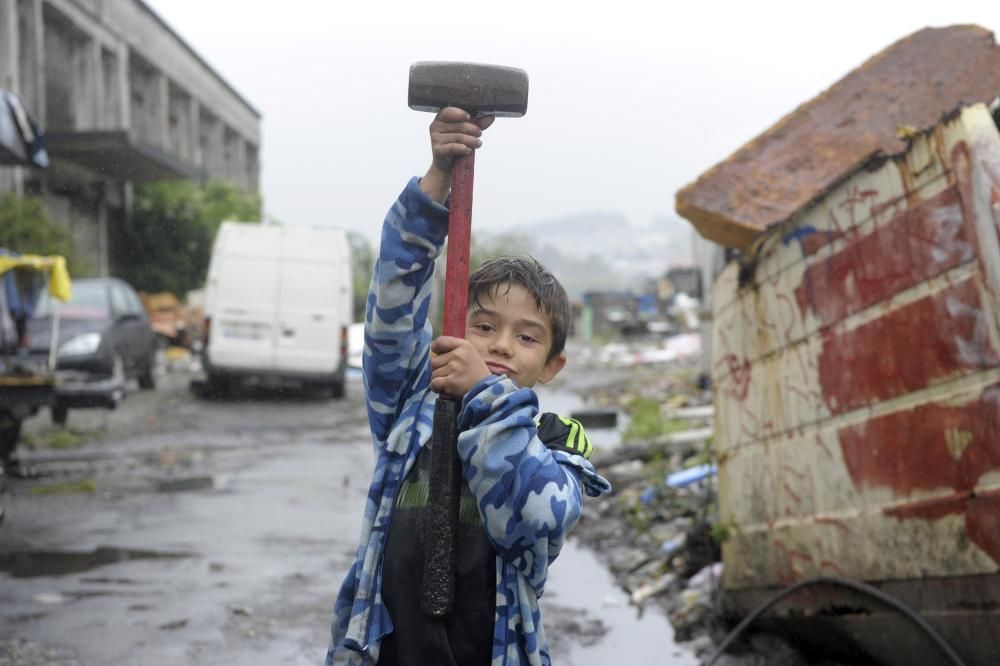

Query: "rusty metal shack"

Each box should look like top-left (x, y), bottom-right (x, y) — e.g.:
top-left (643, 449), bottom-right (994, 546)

top-left (675, 25), bottom-right (1000, 665)
top-left (678, 25), bottom-right (1000, 251)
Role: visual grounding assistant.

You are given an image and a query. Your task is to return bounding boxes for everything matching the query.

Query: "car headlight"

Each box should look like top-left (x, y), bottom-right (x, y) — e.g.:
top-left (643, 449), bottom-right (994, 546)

top-left (59, 333), bottom-right (102, 357)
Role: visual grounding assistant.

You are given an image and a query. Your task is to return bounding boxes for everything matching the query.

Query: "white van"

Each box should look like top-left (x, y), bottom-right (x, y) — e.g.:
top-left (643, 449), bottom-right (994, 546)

top-left (202, 222), bottom-right (352, 396)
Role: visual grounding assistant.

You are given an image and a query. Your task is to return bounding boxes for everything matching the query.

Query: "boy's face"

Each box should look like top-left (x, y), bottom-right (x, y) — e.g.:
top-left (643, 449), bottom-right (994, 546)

top-left (466, 283), bottom-right (566, 389)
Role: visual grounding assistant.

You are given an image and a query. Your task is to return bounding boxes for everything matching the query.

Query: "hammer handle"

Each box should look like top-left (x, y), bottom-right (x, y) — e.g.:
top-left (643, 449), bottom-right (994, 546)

top-left (421, 151), bottom-right (475, 617)
top-left (421, 397), bottom-right (462, 616)
top-left (442, 152), bottom-right (475, 337)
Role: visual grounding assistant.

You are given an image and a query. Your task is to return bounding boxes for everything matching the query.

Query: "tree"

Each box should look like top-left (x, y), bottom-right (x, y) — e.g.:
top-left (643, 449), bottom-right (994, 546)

top-left (114, 181), bottom-right (261, 296)
top-left (200, 181), bottom-right (263, 230)
top-left (0, 194), bottom-right (85, 273)
top-left (347, 231), bottom-right (374, 322)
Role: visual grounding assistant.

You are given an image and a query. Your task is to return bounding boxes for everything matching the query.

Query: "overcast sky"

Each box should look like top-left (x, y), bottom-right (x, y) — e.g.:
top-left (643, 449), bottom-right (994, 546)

top-left (146, 0), bottom-right (1000, 245)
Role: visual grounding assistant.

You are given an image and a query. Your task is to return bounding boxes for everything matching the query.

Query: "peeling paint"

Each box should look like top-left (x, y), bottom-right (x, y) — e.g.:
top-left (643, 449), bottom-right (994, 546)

top-left (713, 105), bottom-right (1000, 590)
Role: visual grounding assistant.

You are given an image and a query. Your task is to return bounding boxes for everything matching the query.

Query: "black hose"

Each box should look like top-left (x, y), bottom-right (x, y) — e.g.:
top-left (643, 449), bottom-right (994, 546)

top-left (703, 575), bottom-right (967, 666)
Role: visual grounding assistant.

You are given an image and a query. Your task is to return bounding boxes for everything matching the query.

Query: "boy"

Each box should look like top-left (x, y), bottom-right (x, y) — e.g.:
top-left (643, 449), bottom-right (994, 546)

top-left (326, 107), bottom-right (611, 666)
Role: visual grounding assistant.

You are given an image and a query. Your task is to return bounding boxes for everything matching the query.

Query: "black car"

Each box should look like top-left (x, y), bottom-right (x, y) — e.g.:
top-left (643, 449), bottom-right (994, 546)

top-left (27, 277), bottom-right (161, 424)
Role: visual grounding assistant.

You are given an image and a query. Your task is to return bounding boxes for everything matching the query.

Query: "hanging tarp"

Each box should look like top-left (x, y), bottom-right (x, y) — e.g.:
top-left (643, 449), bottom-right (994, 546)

top-left (0, 253), bottom-right (72, 303)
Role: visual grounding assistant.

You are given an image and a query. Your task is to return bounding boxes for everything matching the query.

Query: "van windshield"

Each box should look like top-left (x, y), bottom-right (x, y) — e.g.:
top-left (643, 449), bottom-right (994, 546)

top-left (34, 282), bottom-right (110, 319)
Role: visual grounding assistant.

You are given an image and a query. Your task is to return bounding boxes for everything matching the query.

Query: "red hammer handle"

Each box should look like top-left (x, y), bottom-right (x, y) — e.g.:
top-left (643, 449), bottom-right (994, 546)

top-left (442, 151), bottom-right (475, 338)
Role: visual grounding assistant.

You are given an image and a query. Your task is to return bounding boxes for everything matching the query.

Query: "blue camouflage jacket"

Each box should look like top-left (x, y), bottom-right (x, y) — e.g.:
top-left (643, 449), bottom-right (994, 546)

top-left (325, 178), bottom-right (611, 666)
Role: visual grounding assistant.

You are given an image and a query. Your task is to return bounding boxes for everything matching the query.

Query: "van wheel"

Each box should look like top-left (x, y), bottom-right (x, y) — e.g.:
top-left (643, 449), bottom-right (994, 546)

top-left (207, 373), bottom-right (233, 398)
top-left (330, 380), bottom-right (345, 399)
top-left (51, 404), bottom-right (69, 427)
top-left (0, 410), bottom-right (21, 465)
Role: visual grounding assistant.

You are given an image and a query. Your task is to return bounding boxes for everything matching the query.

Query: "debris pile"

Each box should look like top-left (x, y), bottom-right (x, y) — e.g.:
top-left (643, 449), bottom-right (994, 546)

top-left (567, 353), bottom-right (727, 654)
top-left (568, 343), bottom-right (858, 665)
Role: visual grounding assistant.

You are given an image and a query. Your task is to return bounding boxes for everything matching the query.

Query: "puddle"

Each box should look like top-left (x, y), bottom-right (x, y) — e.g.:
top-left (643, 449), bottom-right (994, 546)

top-left (7, 611), bottom-right (48, 623)
top-left (546, 539), bottom-right (697, 665)
top-left (158, 618), bottom-right (189, 631)
top-left (534, 384), bottom-right (697, 664)
top-left (190, 378), bottom-right (336, 403)
top-left (78, 576), bottom-right (140, 585)
top-left (0, 546), bottom-right (192, 578)
top-left (153, 475), bottom-right (214, 493)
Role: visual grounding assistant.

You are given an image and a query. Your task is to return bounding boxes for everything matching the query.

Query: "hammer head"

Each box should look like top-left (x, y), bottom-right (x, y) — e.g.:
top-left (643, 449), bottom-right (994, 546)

top-left (408, 62), bottom-right (529, 117)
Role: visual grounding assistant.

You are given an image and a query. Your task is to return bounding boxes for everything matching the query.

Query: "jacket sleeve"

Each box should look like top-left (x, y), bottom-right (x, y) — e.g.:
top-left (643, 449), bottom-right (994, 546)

top-left (456, 376), bottom-right (612, 597)
top-left (363, 177), bottom-right (449, 444)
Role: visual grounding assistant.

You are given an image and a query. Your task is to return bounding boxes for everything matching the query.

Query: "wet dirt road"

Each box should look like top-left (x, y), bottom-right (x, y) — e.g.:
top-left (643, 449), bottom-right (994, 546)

top-left (1, 370), bottom-right (695, 665)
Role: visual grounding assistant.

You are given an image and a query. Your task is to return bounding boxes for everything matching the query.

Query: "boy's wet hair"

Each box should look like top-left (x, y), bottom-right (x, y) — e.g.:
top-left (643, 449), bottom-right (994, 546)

top-left (468, 255), bottom-right (571, 361)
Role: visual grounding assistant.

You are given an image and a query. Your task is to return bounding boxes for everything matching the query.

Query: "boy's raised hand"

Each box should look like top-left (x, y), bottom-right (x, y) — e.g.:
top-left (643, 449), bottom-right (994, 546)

top-left (430, 336), bottom-right (491, 398)
top-left (420, 107), bottom-right (495, 204)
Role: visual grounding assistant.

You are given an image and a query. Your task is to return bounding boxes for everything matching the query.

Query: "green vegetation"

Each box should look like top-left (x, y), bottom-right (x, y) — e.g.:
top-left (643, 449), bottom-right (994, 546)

top-left (47, 429), bottom-right (83, 449)
top-left (641, 449), bottom-right (671, 485)
top-left (30, 478), bottom-right (97, 495)
top-left (623, 397), bottom-right (688, 441)
top-left (0, 194), bottom-right (87, 274)
top-left (685, 445), bottom-right (715, 468)
top-left (711, 518), bottom-right (738, 545)
top-left (114, 181), bottom-right (261, 296)
top-left (622, 495), bottom-right (654, 532)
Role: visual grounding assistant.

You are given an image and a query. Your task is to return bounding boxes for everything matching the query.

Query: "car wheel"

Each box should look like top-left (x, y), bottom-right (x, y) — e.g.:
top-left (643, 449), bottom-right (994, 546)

top-left (111, 352), bottom-right (125, 382)
top-left (103, 352), bottom-right (126, 406)
top-left (138, 342), bottom-right (162, 390)
top-left (51, 404), bottom-right (69, 427)
top-left (330, 379), bottom-right (345, 399)
top-left (138, 371), bottom-right (155, 390)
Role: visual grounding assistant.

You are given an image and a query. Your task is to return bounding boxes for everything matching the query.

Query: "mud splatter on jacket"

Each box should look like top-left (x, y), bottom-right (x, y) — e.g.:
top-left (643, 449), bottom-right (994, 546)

top-left (325, 178), bottom-right (611, 665)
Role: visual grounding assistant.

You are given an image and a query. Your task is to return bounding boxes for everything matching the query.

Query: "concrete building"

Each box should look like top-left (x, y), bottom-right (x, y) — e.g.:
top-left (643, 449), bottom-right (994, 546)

top-left (0, 0), bottom-right (260, 275)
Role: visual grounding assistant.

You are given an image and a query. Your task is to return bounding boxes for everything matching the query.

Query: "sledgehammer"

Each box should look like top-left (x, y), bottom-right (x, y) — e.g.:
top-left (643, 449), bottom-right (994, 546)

top-left (408, 61), bottom-right (529, 617)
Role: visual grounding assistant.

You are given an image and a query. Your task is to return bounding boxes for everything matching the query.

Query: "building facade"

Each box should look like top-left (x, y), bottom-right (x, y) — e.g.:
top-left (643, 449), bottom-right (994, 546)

top-left (0, 0), bottom-right (260, 275)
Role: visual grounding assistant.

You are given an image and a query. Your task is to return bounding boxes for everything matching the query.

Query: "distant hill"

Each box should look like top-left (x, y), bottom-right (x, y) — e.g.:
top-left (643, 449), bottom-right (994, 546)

top-left (475, 211), bottom-right (693, 300)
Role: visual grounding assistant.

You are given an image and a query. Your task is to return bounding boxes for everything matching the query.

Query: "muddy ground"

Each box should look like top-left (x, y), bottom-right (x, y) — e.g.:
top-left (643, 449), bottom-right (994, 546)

top-left (0, 357), bottom-right (699, 666)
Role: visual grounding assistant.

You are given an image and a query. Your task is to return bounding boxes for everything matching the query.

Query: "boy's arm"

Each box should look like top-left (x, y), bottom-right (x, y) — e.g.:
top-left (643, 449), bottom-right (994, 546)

top-left (363, 178), bottom-right (449, 442)
top-left (456, 376), bottom-right (612, 596)
top-left (365, 107), bottom-right (494, 443)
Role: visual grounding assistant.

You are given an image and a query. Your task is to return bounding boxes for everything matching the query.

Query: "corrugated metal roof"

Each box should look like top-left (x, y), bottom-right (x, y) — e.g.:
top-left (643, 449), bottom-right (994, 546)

top-left (675, 25), bottom-right (1000, 250)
